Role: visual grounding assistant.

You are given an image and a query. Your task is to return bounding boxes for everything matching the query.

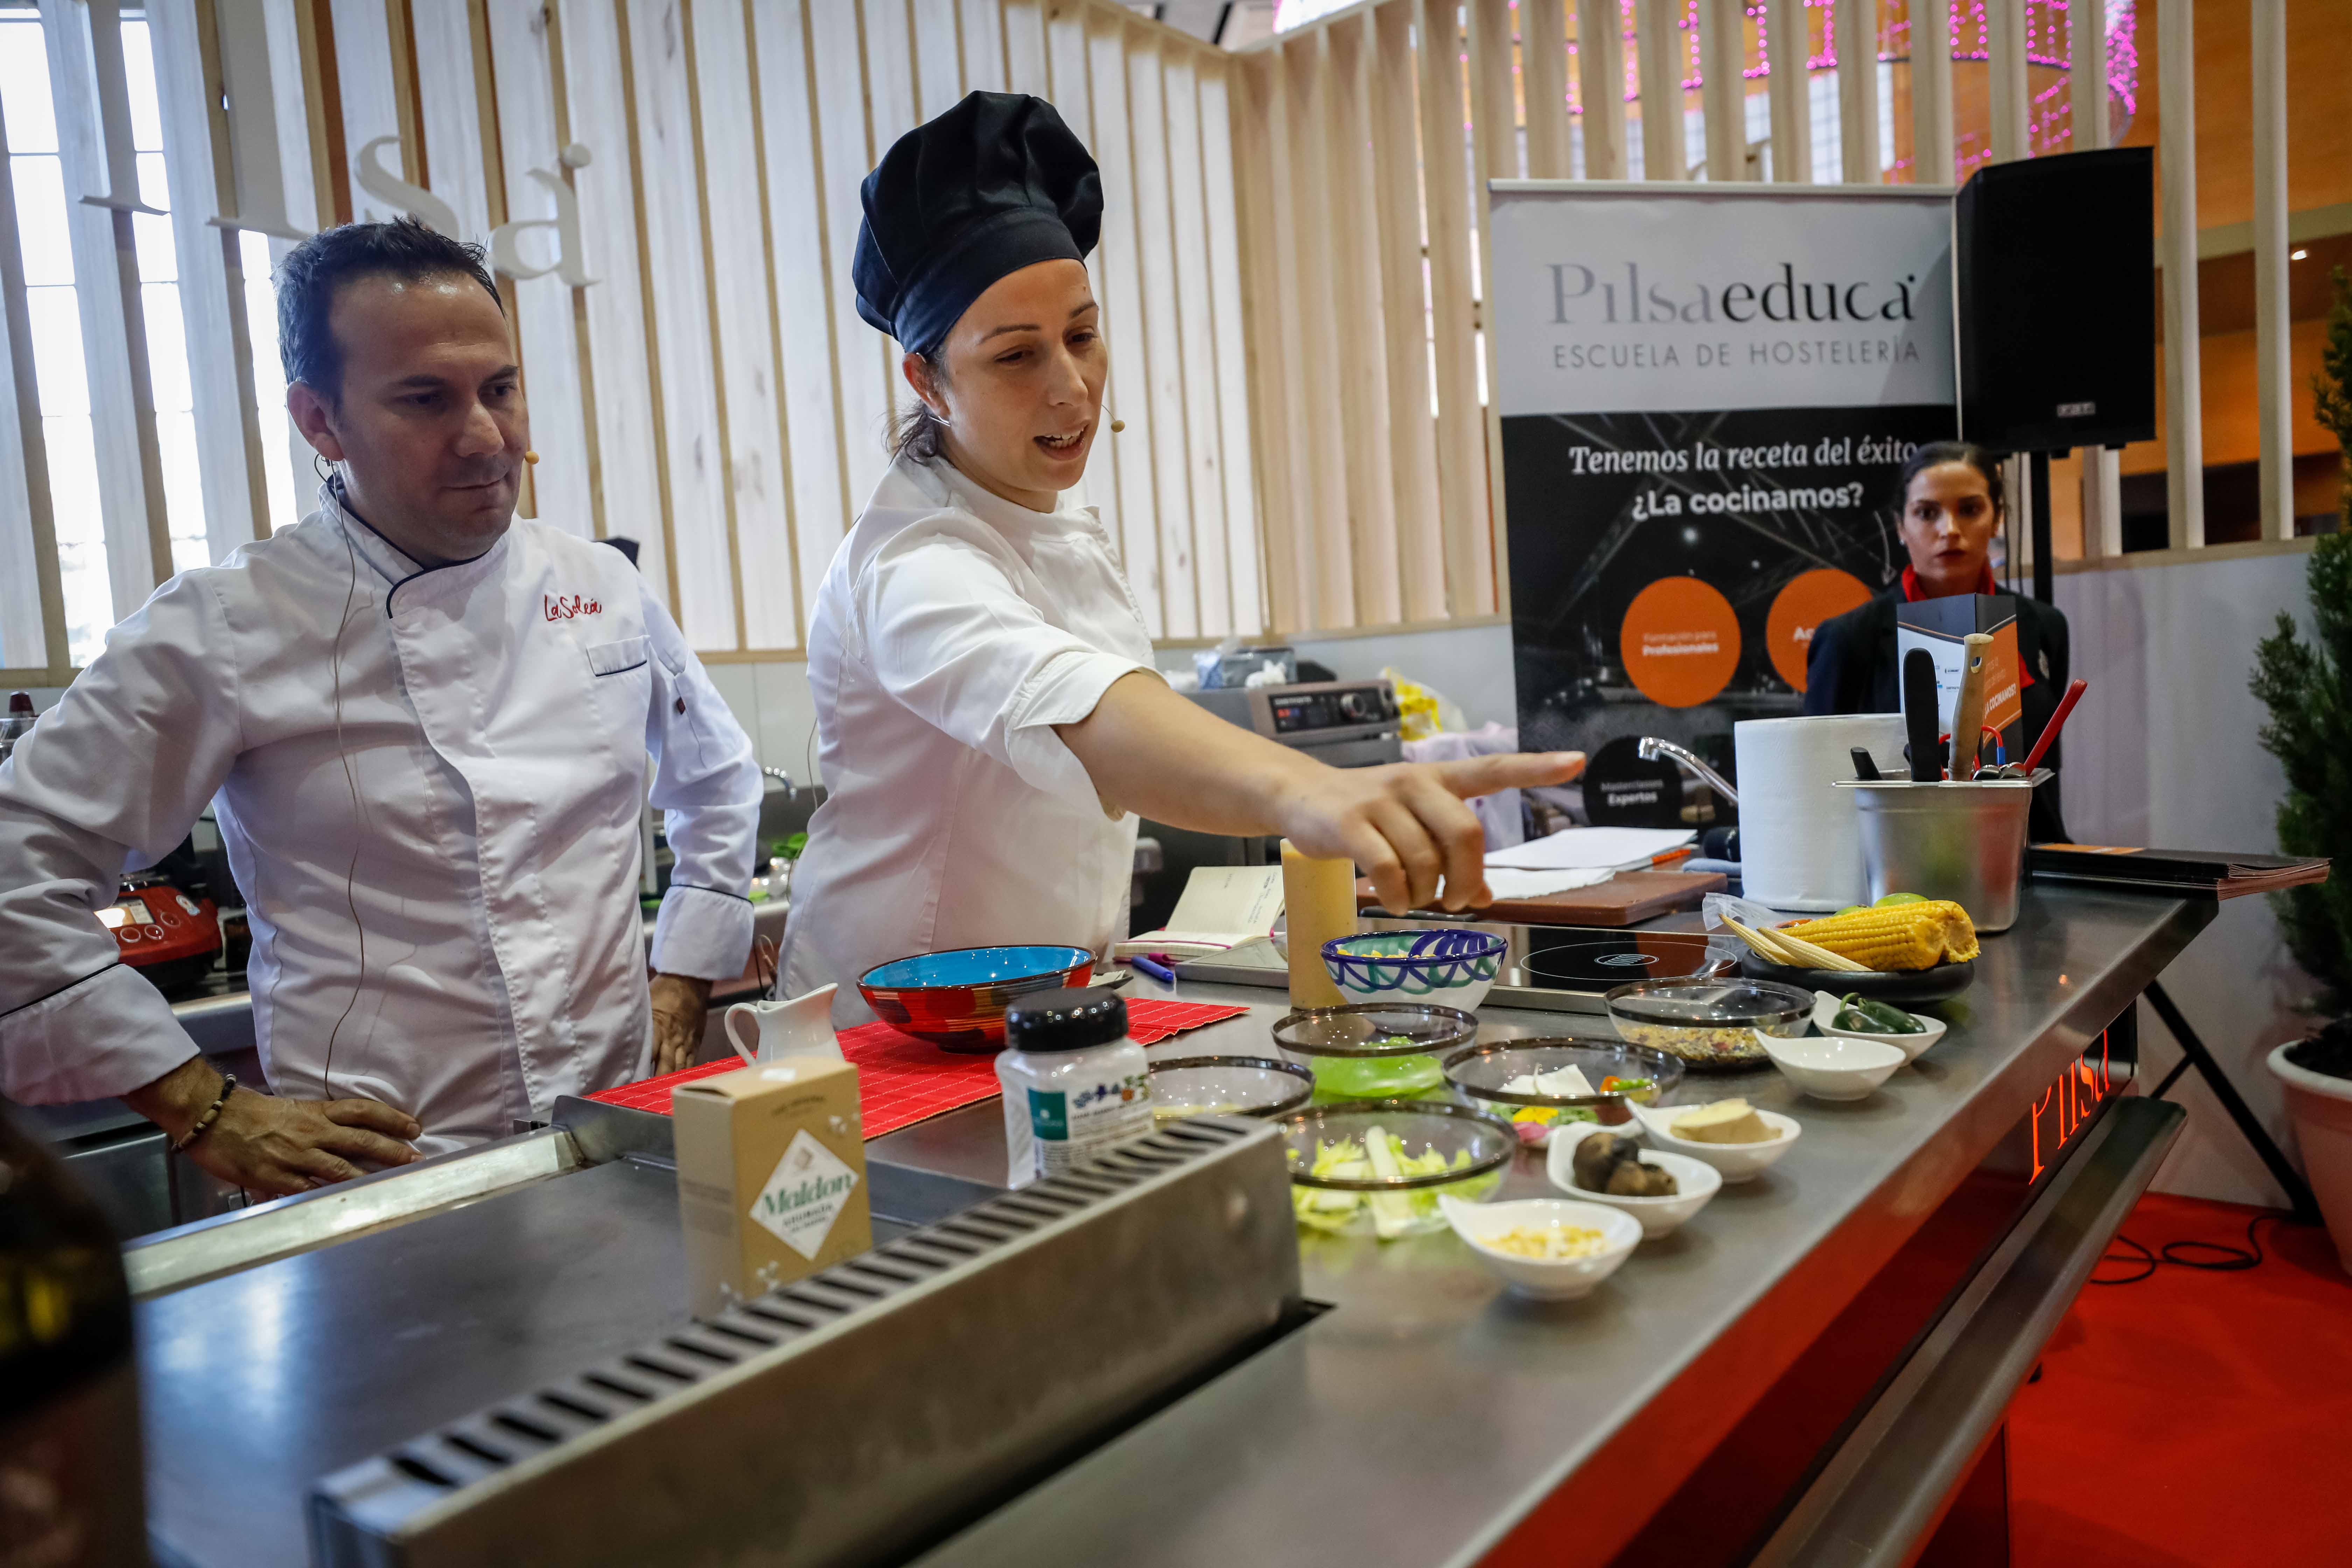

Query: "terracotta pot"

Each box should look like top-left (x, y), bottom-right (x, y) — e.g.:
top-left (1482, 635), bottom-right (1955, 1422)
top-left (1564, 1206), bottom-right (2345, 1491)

top-left (2268, 1039), bottom-right (2352, 1276)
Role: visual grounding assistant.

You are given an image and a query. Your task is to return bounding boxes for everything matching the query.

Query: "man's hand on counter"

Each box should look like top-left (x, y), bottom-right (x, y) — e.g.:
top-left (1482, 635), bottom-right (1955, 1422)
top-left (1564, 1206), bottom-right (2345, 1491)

top-left (124, 1055), bottom-right (421, 1197)
top-left (649, 972), bottom-right (715, 1076)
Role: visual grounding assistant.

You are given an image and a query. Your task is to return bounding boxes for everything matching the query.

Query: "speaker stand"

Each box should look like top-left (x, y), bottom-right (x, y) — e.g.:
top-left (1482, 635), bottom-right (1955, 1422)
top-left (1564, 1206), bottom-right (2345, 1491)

top-left (2028, 450), bottom-right (2053, 603)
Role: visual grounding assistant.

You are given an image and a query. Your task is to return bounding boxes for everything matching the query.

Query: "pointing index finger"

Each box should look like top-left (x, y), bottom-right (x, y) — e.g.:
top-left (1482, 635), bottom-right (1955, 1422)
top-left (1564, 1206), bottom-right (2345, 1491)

top-left (1432, 751), bottom-right (1587, 800)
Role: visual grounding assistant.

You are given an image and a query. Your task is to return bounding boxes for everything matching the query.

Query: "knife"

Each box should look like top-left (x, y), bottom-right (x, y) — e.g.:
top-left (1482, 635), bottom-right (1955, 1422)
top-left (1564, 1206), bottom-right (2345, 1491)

top-left (1902, 647), bottom-right (1941, 782)
top-left (1948, 632), bottom-right (1993, 779)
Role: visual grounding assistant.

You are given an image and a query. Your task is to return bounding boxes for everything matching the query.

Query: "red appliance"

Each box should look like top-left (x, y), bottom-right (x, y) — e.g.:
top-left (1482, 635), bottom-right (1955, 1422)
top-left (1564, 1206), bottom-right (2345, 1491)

top-left (100, 877), bottom-right (221, 996)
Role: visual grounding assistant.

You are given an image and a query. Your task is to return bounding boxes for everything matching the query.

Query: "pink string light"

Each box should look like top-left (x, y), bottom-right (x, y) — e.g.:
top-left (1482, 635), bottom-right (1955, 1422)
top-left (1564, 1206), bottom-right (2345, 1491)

top-left (1543, 0), bottom-right (2138, 140)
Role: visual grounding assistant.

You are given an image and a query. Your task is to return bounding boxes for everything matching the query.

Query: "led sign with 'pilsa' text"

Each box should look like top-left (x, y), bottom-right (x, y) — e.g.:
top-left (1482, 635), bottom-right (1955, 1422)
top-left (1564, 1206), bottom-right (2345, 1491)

top-left (2028, 1031), bottom-right (2115, 1182)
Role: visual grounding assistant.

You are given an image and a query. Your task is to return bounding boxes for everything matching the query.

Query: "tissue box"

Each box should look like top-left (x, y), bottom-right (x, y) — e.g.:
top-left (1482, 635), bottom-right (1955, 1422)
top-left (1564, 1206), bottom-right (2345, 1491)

top-left (673, 1057), bottom-right (870, 1316)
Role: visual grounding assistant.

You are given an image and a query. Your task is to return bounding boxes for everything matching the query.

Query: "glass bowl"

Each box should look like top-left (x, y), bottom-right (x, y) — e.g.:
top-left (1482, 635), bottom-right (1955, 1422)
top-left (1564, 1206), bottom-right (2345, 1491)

top-left (1441, 1039), bottom-right (1685, 1144)
top-left (855, 944), bottom-right (1094, 1052)
top-left (1320, 928), bottom-right (1506, 1011)
top-left (1269, 1002), bottom-right (1479, 1101)
top-left (1147, 1056), bottom-right (1314, 1121)
top-left (1602, 978), bottom-right (1815, 1072)
top-left (1278, 1100), bottom-right (1517, 1239)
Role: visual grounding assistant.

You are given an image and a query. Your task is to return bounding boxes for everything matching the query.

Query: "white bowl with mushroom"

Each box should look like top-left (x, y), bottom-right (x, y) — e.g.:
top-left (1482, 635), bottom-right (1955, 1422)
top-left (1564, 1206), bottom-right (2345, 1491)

top-left (1544, 1122), bottom-right (1721, 1239)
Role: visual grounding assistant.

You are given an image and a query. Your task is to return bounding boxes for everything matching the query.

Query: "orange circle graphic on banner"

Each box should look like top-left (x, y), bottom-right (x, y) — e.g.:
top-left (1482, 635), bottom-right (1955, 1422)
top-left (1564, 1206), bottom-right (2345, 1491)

top-left (1619, 577), bottom-right (1742, 708)
top-left (1764, 568), bottom-right (1874, 693)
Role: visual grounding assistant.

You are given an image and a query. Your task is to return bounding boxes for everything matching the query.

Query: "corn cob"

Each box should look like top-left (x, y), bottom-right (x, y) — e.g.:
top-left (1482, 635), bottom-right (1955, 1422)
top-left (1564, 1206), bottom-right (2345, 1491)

top-left (1781, 901), bottom-right (1980, 971)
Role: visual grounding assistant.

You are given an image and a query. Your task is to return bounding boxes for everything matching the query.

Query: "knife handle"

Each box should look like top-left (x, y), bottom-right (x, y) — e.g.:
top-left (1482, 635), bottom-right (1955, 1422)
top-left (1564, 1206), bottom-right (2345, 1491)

top-left (1948, 632), bottom-right (1993, 779)
top-left (1902, 648), bottom-right (1942, 782)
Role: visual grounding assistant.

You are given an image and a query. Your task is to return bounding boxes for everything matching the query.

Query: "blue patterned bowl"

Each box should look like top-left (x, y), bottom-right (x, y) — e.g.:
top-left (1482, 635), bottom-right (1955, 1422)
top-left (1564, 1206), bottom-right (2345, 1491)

top-left (857, 944), bottom-right (1095, 1052)
top-left (1321, 929), bottom-right (1506, 1013)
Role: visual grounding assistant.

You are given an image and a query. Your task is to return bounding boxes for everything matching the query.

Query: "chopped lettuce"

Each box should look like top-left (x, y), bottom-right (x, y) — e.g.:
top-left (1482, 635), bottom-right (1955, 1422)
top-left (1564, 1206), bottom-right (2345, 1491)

top-left (1288, 1127), bottom-right (1499, 1237)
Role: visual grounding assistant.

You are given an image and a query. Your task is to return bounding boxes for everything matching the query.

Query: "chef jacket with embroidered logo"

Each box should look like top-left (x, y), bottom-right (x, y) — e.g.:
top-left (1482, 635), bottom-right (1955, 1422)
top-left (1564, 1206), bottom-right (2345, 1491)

top-left (786, 455), bottom-right (1157, 1025)
top-left (0, 486), bottom-right (761, 1154)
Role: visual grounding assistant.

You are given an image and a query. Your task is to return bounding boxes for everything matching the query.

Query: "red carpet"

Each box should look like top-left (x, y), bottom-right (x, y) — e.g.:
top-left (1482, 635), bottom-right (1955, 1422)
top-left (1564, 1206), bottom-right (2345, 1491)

top-left (2008, 1192), bottom-right (2352, 1567)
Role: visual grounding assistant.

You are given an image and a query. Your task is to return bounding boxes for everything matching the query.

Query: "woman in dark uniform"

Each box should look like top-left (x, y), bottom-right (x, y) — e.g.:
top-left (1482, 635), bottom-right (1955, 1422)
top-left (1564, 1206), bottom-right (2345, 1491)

top-left (1804, 441), bottom-right (2071, 839)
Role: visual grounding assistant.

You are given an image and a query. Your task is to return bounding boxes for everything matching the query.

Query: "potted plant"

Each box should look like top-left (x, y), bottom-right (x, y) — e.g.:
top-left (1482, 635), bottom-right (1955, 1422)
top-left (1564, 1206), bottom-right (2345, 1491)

top-left (2252, 264), bottom-right (2352, 1274)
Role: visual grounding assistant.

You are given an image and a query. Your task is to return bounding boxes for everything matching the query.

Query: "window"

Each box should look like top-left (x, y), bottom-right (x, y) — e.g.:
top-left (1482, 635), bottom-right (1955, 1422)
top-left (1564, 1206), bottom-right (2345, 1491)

top-left (119, 14), bottom-right (211, 579)
top-left (0, 4), bottom-right (296, 676)
top-left (1, 11), bottom-right (112, 667)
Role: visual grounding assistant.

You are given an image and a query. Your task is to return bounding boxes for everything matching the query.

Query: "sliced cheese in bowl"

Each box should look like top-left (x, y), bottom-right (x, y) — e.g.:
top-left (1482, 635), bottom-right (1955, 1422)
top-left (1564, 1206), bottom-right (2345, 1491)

top-left (1668, 1098), bottom-right (1773, 1145)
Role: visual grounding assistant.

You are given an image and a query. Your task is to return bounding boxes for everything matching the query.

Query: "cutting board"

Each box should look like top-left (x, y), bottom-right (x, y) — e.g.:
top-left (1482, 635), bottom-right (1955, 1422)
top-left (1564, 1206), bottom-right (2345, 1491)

top-left (1356, 869), bottom-right (1727, 927)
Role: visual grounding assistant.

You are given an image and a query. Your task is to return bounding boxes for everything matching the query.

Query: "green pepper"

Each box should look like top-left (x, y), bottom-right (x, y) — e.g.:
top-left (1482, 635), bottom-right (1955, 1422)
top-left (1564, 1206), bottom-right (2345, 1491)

top-left (1839, 993), bottom-right (1924, 1034)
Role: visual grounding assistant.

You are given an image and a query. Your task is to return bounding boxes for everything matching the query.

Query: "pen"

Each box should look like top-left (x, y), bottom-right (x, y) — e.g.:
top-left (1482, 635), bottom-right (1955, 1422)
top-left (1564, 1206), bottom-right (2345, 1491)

top-left (1131, 954), bottom-right (1177, 986)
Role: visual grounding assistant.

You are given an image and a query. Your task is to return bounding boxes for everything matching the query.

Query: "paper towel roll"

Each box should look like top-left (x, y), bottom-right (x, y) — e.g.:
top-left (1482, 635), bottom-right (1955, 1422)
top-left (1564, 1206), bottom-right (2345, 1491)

top-left (1734, 714), bottom-right (1909, 911)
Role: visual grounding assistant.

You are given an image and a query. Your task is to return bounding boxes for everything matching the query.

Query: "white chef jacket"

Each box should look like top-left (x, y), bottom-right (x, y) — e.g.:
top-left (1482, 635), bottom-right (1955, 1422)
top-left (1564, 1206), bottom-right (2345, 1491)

top-left (786, 455), bottom-right (1156, 1024)
top-left (0, 485), bottom-right (761, 1154)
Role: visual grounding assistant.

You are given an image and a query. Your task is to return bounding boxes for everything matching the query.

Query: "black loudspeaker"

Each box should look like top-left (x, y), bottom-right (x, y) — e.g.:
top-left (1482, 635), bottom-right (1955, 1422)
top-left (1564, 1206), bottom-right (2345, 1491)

top-left (1954, 146), bottom-right (2156, 453)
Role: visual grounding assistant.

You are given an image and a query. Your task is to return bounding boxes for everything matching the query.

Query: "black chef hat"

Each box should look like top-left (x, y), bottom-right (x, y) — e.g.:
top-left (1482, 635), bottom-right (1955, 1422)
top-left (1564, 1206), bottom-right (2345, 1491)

top-left (853, 92), bottom-right (1102, 357)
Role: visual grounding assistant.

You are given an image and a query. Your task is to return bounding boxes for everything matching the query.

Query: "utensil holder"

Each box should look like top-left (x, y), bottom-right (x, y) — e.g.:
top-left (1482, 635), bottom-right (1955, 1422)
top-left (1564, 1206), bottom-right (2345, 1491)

top-left (1832, 778), bottom-right (2037, 932)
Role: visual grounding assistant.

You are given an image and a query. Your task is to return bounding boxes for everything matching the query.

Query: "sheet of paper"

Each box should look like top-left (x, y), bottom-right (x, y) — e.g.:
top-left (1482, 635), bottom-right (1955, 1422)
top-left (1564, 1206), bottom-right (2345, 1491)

top-left (1480, 867), bottom-right (1616, 901)
top-left (1485, 826), bottom-right (1695, 872)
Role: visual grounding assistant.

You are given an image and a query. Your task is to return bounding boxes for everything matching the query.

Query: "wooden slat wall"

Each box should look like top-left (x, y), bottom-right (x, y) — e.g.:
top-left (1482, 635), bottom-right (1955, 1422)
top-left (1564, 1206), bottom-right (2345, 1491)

top-left (480, 0), bottom-right (593, 540)
top-left (1233, 0), bottom-right (1527, 635)
top-left (0, 0), bottom-right (1257, 670)
top-left (0, 0), bottom-right (2274, 671)
top-left (1227, 0), bottom-right (2244, 632)
top-left (559, 1), bottom-right (673, 609)
top-left (1086, 14), bottom-right (1165, 633)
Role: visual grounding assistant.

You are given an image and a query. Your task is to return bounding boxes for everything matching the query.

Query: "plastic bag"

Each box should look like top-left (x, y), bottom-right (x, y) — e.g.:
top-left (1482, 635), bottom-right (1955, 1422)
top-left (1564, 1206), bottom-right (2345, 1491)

top-left (1702, 892), bottom-right (1793, 936)
top-left (1380, 667), bottom-right (1468, 742)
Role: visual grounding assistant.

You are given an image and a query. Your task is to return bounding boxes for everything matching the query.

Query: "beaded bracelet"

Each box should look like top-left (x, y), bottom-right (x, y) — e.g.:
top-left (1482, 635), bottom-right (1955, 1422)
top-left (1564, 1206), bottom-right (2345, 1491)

top-left (169, 1073), bottom-right (238, 1154)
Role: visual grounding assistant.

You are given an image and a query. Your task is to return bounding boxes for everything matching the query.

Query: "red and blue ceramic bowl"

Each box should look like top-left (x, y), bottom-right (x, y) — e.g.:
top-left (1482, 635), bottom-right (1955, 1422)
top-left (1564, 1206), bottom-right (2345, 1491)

top-left (856, 944), bottom-right (1096, 1052)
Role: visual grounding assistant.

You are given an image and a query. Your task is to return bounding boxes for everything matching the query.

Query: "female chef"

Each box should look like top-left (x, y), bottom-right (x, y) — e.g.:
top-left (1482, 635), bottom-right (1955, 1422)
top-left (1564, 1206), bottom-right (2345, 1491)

top-left (1804, 441), bottom-right (2071, 836)
top-left (785, 93), bottom-right (1582, 1018)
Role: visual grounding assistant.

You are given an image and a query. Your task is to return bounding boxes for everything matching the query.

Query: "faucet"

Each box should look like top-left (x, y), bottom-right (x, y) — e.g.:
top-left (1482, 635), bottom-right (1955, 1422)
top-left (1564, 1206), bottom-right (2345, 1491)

top-left (1636, 737), bottom-right (1738, 806)
top-left (761, 766), bottom-right (797, 794)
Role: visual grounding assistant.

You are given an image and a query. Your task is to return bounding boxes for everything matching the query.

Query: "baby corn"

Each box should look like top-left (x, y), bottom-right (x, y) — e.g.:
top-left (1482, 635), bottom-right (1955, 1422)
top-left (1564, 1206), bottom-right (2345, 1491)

top-left (1783, 901), bottom-right (1980, 971)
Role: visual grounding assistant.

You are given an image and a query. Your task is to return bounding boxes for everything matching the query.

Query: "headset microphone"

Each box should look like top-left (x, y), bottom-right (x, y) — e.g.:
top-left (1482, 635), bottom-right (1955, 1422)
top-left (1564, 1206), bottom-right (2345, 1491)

top-left (1108, 420), bottom-right (1125, 434)
top-left (524, 450), bottom-right (540, 465)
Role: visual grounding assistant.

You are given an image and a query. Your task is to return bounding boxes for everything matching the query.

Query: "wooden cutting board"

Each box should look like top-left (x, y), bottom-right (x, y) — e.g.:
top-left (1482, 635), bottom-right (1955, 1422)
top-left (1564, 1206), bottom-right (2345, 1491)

top-left (1356, 869), bottom-right (1727, 927)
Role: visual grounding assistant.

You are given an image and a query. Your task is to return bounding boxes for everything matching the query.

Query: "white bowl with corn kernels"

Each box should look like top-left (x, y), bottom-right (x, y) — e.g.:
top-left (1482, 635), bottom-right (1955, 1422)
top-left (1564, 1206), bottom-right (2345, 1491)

top-left (1440, 1196), bottom-right (1643, 1300)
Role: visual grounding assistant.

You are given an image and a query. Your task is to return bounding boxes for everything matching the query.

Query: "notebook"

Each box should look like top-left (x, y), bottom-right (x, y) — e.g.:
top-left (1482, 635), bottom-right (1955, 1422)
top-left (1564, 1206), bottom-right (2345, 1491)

top-left (1114, 864), bottom-right (1285, 958)
top-left (2027, 845), bottom-right (2331, 900)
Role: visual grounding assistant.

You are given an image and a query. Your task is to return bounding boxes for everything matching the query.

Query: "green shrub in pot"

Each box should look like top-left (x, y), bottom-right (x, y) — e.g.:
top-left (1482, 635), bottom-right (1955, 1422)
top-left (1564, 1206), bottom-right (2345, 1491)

top-left (2254, 266), bottom-right (2352, 1273)
top-left (2251, 529), bottom-right (2352, 1027)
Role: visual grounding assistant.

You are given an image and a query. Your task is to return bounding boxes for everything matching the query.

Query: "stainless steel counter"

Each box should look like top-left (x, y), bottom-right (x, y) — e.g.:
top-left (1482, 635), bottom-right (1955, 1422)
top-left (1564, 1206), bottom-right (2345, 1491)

top-left (889, 883), bottom-right (2207, 1568)
top-left (128, 883), bottom-right (2206, 1567)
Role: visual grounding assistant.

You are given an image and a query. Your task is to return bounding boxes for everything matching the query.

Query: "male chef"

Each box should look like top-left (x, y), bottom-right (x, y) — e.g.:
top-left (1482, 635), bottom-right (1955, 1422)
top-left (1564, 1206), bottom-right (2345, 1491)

top-left (0, 218), bottom-right (762, 1193)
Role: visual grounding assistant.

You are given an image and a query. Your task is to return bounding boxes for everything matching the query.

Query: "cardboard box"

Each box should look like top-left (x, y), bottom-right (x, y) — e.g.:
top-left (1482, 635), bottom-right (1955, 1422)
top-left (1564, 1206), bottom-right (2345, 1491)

top-left (1896, 594), bottom-right (2025, 765)
top-left (673, 1057), bottom-right (870, 1317)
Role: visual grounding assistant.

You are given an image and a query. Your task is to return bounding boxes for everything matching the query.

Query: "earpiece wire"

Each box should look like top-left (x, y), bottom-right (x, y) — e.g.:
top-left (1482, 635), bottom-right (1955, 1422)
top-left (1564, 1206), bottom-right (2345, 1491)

top-left (319, 477), bottom-right (373, 1104)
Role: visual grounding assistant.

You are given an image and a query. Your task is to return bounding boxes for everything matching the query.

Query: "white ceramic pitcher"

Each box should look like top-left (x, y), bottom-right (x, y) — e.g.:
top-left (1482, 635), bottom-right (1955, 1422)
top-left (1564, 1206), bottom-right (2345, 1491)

top-left (724, 984), bottom-right (842, 1065)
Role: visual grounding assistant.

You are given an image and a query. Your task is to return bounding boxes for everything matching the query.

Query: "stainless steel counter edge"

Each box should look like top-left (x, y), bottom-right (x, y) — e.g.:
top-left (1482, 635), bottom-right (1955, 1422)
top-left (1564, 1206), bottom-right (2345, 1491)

top-left (1753, 1092), bottom-right (2186, 1566)
top-left (906, 888), bottom-right (2212, 1568)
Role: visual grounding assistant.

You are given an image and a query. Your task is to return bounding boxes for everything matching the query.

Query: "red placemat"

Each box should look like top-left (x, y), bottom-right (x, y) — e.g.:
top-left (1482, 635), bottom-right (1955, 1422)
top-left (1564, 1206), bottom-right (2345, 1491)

top-left (584, 997), bottom-right (1252, 1139)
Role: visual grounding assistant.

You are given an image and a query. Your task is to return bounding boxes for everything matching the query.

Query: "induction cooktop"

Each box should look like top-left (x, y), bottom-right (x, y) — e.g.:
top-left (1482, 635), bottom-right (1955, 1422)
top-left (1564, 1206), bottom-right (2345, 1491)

top-left (1170, 919), bottom-right (1741, 1014)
